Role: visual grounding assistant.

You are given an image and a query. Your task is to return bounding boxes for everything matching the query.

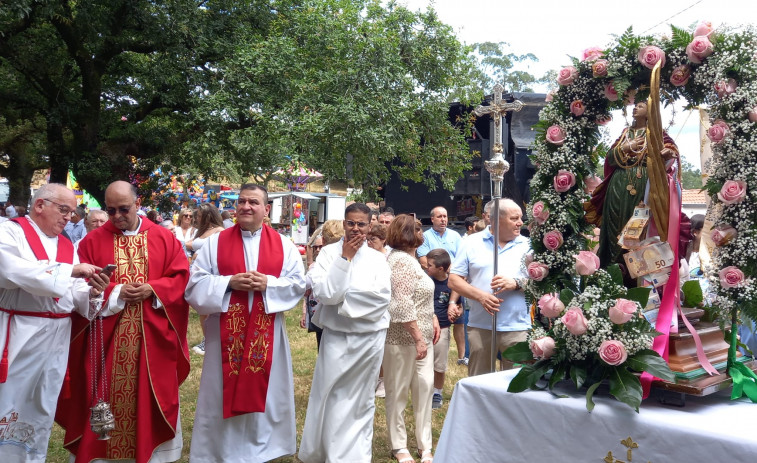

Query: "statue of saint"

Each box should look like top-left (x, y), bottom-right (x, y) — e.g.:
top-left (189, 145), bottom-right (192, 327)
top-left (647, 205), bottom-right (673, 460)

top-left (584, 101), bottom-right (679, 268)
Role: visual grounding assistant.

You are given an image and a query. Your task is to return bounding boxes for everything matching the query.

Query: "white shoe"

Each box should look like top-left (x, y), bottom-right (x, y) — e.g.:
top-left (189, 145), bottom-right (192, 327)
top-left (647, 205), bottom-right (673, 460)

top-left (192, 338), bottom-right (206, 355)
top-left (375, 377), bottom-right (385, 398)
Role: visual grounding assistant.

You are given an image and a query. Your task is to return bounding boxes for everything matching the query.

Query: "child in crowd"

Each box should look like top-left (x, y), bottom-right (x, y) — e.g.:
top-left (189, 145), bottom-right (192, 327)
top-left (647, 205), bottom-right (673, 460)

top-left (425, 248), bottom-right (461, 409)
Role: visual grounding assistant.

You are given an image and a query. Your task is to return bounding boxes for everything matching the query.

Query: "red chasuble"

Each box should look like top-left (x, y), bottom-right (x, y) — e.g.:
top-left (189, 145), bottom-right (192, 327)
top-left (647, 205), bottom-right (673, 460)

top-left (55, 219), bottom-right (190, 463)
top-left (217, 224), bottom-right (283, 418)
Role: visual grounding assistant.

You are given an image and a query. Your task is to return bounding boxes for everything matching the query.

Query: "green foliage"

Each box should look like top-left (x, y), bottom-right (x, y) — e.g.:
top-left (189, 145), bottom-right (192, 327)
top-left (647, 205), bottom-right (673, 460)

top-left (1, 0), bottom-right (480, 202)
top-left (470, 41), bottom-right (545, 93)
top-left (681, 280), bottom-right (704, 308)
top-left (626, 287), bottom-right (651, 308)
top-left (507, 360), bottom-right (551, 393)
top-left (680, 158), bottom-right (703, 190)
top-left (625, 349), bottom-right (676, 382)
top-left (608, 366), bottom-right (642, 412)
top-left (501, 341), bottom-right (536, 363)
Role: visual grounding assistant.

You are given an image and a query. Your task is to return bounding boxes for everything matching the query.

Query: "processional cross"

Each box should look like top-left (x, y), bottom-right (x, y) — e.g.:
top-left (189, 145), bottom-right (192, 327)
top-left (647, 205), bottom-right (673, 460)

top-left (472, 83), bottom-right (524, 372)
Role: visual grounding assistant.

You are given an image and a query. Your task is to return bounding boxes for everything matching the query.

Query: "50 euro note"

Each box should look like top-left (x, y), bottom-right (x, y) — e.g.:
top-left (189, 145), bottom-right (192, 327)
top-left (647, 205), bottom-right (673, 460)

top-left (623, 240), bottom-right (674, 278)
top-left (618, 205), bottom-right (650, 250)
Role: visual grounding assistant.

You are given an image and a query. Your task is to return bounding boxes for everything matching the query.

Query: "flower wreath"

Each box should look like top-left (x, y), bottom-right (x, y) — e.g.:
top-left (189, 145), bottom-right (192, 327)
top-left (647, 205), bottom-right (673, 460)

top-left (503, 22), bottom-right (757, 410)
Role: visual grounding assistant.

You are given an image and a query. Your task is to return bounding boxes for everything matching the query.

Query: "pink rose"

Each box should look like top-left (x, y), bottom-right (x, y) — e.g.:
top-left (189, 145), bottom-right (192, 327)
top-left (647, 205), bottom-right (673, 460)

top-left (545, 90), bottom-right (555, 102)
top-left (609, 298), bottom-right (638, 325)
top-left (604, 81), bottom-right (619, 101)
top-left (553, 170), bottom-right (576, 193)
top-left (714, 78), bottom-right (737, 98)
top-left (711, 225), bottom-right (737, 246)
top-left (543, 230), bottom-right (564, 251)
top-left (570, 100), bottom-right (585, 116)
top-left (638, 45), bottom-right (666, 69)
top-left (598, 340), bottom-right (628, 366)
top-left (557, 66), bottom-right (578, 86)
top-left (670, 65), bottom-right (691, 87)
top-left (575, 251), bottom-right (600, 276)
top-left (584, 174), bottom-right (602, 195)
top-left (596, 114), bottom-right (612, 126)
top-left (719, 266), bottom-right (745, 289)
top-left (531, 201), bottom-right (550, 225)
top-left (561, 307), bottom-right (589, 336)
top-left (717, 180), bottom-right (747, 205)
top-left (121, 116), bottom-right (128, 121)
top-left (530, 337), bottom-right (556, 360)
top-left (582, 47), bottom-right (604, 62)
top-left (538, 293), bottom-right (565, 318)
top-left (748, 106), bottom-right (757, 123)
top-left (707, 119), bottom-right (730, 144)
top-left (591, 59), bottom-right (609, 77)
top-left (694, 21), bottom-right (715, 38)
top-left (686, 36), bottom-right (714, 64)
top-left (527, 262), bottom-right (549, 281)
top-left (545, 125), bottom-right (566, 145)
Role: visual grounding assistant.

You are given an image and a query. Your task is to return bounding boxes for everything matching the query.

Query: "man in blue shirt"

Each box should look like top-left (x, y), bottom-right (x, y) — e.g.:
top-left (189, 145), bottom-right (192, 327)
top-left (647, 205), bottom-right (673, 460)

top-left (448, 198), bottom-right (530, 376)
top-left (417, 206), bottom-right (461, 269)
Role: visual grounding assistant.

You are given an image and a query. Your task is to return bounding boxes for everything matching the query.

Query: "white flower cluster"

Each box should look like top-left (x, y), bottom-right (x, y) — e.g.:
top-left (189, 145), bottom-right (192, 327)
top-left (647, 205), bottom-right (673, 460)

top-left (698, 26), bottom-right (757, 319)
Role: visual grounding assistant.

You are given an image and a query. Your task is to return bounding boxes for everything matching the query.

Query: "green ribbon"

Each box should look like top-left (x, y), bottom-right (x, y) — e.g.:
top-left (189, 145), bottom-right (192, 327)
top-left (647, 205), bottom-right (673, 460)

top-left (728, 314), bottom-right (757, 402)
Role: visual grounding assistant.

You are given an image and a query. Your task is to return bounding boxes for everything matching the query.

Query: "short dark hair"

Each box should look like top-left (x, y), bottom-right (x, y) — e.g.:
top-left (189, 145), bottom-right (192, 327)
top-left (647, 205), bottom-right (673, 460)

top-left (239, 183), bottom-right (268, 203)
top-left (386, 214), bottom-right (423, 251)
top-left (382, 206), bottom-right (395, 215)
top-left (690, 214), bottom-right (705, 232)
top-left (345, 202), bottom-right (371, 216)
top-left (426, 248), bottom-right (451, 271)
top-left (465, 216), bottom-right (480, 229)
top-left (367, 223), bottom-right (387, 240)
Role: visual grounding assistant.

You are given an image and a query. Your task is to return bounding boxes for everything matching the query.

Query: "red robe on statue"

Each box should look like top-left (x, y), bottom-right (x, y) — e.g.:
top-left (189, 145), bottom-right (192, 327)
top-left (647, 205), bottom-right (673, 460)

top-left (55, 219), bottom-right (190, 463)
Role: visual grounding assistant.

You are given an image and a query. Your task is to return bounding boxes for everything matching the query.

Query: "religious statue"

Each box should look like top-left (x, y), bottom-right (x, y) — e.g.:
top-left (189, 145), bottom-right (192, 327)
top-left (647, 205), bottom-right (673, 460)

top-left (584, 100), bottom-right (680, 269)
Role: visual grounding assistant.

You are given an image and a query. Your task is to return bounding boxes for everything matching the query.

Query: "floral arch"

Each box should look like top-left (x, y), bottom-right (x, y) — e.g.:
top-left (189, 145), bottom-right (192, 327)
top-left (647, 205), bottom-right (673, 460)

top-left (509, 22), bottom-right (757, 409)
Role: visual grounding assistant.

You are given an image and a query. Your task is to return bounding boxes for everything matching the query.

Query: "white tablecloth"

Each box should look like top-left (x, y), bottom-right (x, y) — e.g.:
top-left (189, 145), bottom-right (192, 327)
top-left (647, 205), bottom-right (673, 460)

top-left (435, 369), bottom-right (757, 462)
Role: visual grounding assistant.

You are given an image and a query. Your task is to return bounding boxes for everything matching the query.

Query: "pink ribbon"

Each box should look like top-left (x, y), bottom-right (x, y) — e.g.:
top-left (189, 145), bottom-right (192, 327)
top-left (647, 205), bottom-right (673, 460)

top-left (641, 171), bottom-right (718, 398)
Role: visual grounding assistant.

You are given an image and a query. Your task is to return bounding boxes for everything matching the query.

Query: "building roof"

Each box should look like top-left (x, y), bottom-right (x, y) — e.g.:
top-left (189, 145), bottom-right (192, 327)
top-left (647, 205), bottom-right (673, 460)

top-left (682, 189), bottom-right (707, 205)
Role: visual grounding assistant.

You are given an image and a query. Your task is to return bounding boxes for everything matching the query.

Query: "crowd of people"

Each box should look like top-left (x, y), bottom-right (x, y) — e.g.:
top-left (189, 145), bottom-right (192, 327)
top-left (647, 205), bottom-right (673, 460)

top-left (0, 181), bottom-right (532, 463)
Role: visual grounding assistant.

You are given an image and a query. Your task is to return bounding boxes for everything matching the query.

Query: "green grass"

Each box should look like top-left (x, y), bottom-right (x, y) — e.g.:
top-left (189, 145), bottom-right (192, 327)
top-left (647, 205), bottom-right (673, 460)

top-left (48, 309), bottom-right (469, 462)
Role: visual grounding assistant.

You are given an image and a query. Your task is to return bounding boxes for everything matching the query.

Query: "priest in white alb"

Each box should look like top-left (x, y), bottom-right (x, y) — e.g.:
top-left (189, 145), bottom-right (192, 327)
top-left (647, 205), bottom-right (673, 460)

top-left (184, 183), bottom-right (306, 462)
top-left (0, 184), bottom-right (101, 463)
top-left (299, 203), bottom-right (392, 463)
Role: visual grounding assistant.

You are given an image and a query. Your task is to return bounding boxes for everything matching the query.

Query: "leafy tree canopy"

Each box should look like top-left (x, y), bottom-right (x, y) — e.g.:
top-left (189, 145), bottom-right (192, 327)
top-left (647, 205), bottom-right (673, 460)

top-left (1, 0), bottom-right (483, 203)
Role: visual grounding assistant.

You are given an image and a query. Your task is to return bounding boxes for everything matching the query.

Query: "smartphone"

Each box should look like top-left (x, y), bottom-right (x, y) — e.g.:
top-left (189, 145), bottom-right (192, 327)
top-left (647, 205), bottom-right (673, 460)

top-left (100, 264), bottom-right (116, 277)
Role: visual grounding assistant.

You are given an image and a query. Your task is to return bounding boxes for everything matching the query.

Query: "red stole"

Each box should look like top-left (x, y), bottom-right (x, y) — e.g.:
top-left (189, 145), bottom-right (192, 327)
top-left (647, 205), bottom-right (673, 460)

top-left (217, 224), bottom-right (283, 418)
top-left (0, 218), bottom-right (74, 382)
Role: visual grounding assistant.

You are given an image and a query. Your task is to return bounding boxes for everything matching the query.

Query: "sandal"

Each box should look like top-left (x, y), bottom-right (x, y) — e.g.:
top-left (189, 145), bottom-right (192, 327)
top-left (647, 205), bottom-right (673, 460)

top-left (418, 449), bottom-right (433, 463)
top-left (392, 448), bottom-right (415, 463)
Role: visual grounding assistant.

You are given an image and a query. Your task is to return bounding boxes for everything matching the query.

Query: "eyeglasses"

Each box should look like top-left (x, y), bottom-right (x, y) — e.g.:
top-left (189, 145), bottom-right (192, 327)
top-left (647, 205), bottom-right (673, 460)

top-left (43, 199), bottom-right (74, 217)
top-left (345, 220), bottom-right (369, 229)
top-left (182, 214), bottom-right (192, 218)
top-left (236, 199), bottom-right (261, 207)
top-left (106, 205), bottom-right (133, 216)
top-left (311, 245), bottom-right (323, 251)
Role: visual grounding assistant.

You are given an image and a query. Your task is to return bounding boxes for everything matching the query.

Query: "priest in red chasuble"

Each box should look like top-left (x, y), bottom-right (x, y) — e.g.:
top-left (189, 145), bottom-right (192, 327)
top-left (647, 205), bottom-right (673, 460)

top-left (184, 183), bottom-right (306, 462)
top-left (56, 180), bottom-right (190, 463)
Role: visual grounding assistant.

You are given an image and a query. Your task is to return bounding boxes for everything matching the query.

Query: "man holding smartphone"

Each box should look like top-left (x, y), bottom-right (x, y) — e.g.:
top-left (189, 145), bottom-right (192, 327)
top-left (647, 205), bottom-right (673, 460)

top-left (56, 180), bottom-right (190, 463)
top-left (299, 203), bottom-right (392, 463)
top-left (0, 183), bottom-right (103, 463)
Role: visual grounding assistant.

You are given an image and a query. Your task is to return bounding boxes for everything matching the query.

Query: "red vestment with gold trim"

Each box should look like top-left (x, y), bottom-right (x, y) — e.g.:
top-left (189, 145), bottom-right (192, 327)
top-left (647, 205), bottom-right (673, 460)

top-left (55, 219), bottom-right (190, 463)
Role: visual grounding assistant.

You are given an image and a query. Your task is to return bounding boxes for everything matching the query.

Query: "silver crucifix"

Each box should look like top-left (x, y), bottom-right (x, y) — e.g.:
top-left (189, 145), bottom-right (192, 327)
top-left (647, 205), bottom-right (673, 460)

top-left (472, 83), bottom-right (524, 373)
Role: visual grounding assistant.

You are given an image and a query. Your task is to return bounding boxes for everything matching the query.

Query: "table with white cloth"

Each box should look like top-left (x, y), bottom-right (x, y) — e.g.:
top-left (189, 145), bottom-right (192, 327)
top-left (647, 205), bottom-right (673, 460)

top-left (435, 369), bottom-right (757, 462)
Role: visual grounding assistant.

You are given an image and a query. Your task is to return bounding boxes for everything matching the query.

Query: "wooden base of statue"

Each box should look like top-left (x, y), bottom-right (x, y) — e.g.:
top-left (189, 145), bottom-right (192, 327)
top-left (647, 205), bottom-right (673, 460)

top-left (667, 320), bottom-right (730, 373)
top-left (652, 307), bottom-right (757, 402)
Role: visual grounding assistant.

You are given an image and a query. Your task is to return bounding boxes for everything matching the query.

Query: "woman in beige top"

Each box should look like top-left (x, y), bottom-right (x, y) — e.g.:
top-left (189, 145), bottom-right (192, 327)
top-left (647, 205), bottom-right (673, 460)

top-left (384, 214), bottom-right (440, 463)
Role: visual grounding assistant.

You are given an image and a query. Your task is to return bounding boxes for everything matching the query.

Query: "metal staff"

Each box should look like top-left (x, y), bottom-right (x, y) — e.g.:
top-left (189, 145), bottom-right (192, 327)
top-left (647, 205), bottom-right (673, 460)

top-left (472, 83), bottom-right (523, 372)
